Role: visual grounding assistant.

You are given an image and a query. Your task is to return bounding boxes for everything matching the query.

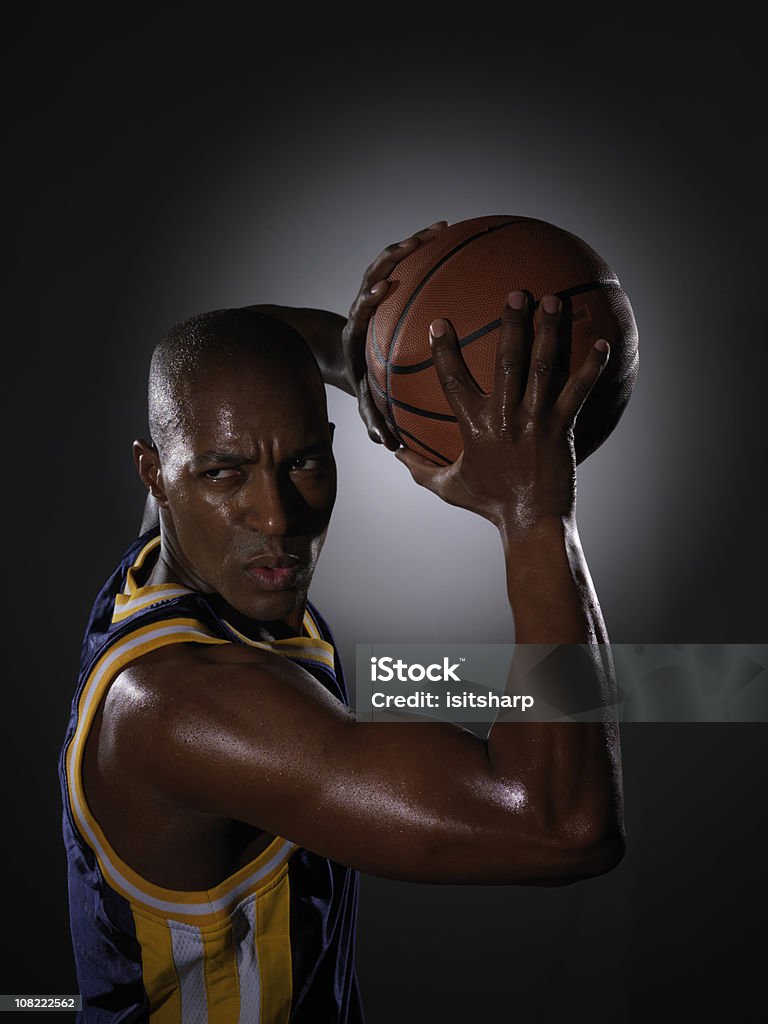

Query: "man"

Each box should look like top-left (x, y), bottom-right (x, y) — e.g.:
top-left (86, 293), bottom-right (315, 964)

top-left (59, 223), bottom-right (625, 1022)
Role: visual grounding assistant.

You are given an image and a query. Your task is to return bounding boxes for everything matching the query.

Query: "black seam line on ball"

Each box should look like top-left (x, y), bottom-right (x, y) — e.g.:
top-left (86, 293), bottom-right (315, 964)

top-left (384, 218), bottom-right (529, 427)
top-left (391, 318), bottom-right (501, 375)
top-left (394, 425), bottom-right (452, 465)
top-left (390, 396), bottom-right (457, 422)
top-left (370, 309), bottom-right (387, 367)
top-left (367, 368), bottom-right (387, 400)
top-left (366, 350), bottom-right (404, 442)
top-left (388, 279), bottom-right (622, 376)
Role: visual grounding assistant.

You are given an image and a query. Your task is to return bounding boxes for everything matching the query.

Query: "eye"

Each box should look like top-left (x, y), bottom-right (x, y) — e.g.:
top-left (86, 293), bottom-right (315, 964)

top-left (203, 467), bottom-right (241, 480)
top-left (290, 457), bottom-right (324, 472)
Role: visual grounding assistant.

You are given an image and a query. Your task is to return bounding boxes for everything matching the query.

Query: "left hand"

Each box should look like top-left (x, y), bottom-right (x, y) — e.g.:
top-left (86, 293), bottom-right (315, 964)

top-left (342, 221), bottom-right (448, 448)
top-left (394, 291), bottom-right (610, 536)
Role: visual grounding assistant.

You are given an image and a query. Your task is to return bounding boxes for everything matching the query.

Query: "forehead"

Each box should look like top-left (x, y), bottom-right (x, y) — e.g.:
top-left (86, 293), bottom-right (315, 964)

top-left (175, 358), bottom-right (328, 454)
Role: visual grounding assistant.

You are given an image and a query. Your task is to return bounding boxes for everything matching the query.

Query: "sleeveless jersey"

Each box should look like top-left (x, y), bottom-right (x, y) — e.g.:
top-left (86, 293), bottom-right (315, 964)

top-left (59, 529), bottom-right (365, 1023)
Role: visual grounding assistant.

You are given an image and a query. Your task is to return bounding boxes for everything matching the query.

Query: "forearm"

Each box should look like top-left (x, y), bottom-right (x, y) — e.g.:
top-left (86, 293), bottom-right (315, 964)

top-left (500, 516), bottom-right (604, 644)
top-left (245, 304), bottom-right (353, 394)
top-left (486, 516), bottom-right (624, 859)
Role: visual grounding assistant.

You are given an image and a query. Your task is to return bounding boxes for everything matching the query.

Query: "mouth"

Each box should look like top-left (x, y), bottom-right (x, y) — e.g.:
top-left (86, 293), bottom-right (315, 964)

top-left (243, 552), bottom-right (302, 591)
top-left (246, 553), bottom-right (300, 570)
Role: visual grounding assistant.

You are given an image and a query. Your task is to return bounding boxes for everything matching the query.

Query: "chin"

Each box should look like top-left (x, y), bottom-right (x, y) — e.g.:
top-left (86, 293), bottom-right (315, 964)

top-left (234, 588), bottom-right (304, 625)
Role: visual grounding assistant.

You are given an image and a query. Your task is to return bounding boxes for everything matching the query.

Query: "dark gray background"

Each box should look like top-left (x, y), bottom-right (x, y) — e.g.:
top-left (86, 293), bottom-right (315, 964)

top-left (6, 8), bottom-right (767, 1022)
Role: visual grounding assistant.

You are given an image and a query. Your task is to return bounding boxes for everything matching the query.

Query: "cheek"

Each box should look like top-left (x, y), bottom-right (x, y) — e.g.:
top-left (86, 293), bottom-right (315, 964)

top-left (302, 474), bottom-right (337, 518)
top-left (168, 483), bottom-right (232, 544)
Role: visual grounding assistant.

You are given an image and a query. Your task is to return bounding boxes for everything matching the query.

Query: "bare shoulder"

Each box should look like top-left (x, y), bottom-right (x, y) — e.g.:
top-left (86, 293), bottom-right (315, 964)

top-left (84, 641), bottom-right (340, 888)
top-left (103, 639), bottom-right (354, 762)
top-left (96, 639), bottom-right (356, 817)
top-left (107, 634), bottom-right (354, 733)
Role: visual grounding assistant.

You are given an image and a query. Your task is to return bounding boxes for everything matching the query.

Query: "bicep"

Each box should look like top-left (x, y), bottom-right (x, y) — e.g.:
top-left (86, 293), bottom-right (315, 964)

top-left (108, 648), bottom-right (583, 884)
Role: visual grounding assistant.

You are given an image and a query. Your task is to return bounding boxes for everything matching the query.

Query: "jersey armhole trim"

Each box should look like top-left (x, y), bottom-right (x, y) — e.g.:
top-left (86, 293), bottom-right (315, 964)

top-left (65, 615), bottom-right (297, 923)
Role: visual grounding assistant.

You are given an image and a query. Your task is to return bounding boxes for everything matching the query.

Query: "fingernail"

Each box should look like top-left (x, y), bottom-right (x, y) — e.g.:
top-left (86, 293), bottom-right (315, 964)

top-left (507, 291), bottom-right (525, 309)
top-left (542, 295), bottom-right (561, 314)
top-left (430, 319), bottom-right (447, 338)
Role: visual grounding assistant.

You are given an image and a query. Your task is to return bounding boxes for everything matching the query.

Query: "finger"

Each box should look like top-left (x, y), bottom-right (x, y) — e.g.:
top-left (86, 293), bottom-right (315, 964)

top-left (362, 221), bottom-right (448, 289)
top-left (523, 294), bottom-right (563, 413)
top-left (346, 279), bottom-right (389, 335)
top-left (347, 225), bottom-right (449, 330)
top-left (395, 447), bottom-right (454, 493)
top-left (553, 339), bottom-right (610, 427)
top-left (357, 377), bottom-right (401, 449)
top-left (494, 291), bottom-right (531, 420)
top-left (430, 318), bottom-right (485, 424)
top-left (411, 220), bottom-right (449, 240)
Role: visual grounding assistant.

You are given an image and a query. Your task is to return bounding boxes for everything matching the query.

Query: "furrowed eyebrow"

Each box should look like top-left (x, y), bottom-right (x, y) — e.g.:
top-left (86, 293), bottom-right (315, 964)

top-left (191, 441), bottom-right (333, 469)
top-left (191, 451), bottom-right (257, 468)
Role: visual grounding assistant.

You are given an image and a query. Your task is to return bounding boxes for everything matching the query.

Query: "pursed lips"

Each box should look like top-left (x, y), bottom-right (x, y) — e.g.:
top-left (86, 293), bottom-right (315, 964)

top-left (245, 552), bottom-right (301, 570)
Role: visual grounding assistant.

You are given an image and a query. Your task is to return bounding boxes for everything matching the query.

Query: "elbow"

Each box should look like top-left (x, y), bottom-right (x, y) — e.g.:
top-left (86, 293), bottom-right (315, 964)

top-left (568, 831), bottom-right (626, 881)
top-left (531, 826), bottom-right (626, 887)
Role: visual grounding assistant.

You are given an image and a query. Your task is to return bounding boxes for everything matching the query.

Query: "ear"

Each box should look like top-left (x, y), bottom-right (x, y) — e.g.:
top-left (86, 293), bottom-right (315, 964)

top-left (133, 439), bottom-right (169, 507)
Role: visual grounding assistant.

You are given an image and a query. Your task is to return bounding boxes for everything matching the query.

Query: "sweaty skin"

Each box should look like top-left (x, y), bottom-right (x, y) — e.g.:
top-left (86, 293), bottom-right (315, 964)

top-left (85, 226), bottom-right (625, 890)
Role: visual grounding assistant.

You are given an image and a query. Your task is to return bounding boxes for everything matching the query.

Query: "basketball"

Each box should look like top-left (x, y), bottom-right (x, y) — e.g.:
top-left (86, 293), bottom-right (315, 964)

top-left (365, 215), bottom-right (639, 465)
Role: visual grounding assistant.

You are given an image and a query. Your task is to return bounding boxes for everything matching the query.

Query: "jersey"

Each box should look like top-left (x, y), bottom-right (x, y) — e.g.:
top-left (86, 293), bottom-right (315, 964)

top-left (59, 528), bottom-right (365, 1023)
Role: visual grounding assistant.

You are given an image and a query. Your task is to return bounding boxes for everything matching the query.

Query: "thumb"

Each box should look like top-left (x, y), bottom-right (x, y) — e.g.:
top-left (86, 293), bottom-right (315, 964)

top-left (395, 447), bottom-right (451, 492)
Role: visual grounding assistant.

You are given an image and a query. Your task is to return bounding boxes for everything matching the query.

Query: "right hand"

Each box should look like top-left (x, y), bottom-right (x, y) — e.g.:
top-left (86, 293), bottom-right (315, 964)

top-left (341, 221), bottom-right (448, 449)
top-left (395, 291), bottom-right (610, 537)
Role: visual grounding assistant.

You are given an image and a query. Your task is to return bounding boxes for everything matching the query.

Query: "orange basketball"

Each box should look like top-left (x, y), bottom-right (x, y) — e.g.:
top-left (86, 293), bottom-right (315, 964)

top-left (366, 215), bottom-right (639, 464)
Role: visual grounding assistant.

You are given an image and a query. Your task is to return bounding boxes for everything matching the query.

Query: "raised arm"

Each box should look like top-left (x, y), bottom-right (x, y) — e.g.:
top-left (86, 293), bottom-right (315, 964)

top-left (246, 221), bottom-right (448, 448)
top-left (110, 290), bottom-right (624, 887)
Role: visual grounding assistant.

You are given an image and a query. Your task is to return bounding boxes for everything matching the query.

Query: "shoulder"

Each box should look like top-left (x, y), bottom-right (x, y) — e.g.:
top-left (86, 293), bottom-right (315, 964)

top-left (92, 630), bottom-right (355, 826)
top-left (101, 639), bottom-right (352, 777)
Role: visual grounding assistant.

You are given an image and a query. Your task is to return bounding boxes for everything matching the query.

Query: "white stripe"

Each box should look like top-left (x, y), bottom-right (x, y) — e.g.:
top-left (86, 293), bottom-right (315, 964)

top-left (77, 804), bottom-right (294, 916)
top-left (69, 622), bottom-right (295, 914)
top-left (222, 623), bottom-right (333, 665)
top-left (291, 644), bottom-right (333, 664)
top-left (116, 587), bottom-right (193, 616)
top-left (303, 610), bottom-right (320, 640)
top-left (73, 623), bottom-right (213, 740)
top-left (234, 897), bottom-right (261, 1024)
top-left (231, 635), bottom-right (332, 664)
top-left (169, 921), bottom-right (208, 1024)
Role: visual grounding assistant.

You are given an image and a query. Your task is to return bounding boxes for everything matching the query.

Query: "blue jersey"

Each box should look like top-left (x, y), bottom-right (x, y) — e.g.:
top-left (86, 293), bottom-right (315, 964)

top-left (59, 529), bottom-right (365, 1023)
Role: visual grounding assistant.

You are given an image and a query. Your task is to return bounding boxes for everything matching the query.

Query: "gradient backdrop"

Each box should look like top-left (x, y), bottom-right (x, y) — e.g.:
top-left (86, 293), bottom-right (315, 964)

top-left (6, 9), bottom-right (767, 1022)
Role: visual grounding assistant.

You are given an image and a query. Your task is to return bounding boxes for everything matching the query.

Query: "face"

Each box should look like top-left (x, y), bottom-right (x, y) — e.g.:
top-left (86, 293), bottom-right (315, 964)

top-left (144, 356), bottom-right (336, 632)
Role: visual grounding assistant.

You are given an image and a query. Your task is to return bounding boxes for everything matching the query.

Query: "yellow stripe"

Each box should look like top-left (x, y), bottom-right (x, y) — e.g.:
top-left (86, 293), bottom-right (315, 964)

top-left (124, 535), bottom-right (163, 595)
top-left (132, 909), bottom-right (182, 1023)
top-left (303, 607), bottom-right (321, 640)
top-left (202, 922), bottom-right (240, 1024)
top-left (223, 620), bottom-right (335, 668)
top-left (72, 617), bottom-right (222, 723)
top-left (67, 617), bottom-right (298, 920)
top-left (113, 585), bottom-right (194, 623)
top-left (256, 865), bottom-right (293, 1024)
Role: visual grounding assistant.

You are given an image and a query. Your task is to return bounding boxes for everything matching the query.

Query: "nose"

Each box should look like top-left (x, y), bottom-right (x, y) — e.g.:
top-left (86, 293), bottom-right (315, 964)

top-left (240, 471), bottom-right (296, 537)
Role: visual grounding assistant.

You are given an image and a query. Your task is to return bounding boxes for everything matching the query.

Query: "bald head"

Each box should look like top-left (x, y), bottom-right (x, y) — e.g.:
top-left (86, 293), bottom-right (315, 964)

top-left (148, 308), bottom-right (326, 458)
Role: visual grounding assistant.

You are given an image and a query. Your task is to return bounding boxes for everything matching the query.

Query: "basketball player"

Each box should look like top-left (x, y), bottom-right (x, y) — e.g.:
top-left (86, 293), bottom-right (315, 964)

top-left (59, 223), bottom-right (625, 1022)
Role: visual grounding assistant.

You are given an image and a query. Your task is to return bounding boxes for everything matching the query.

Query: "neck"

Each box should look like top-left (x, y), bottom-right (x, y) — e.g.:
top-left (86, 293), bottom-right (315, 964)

top-left (147, 522), bottom-right (307, 641)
